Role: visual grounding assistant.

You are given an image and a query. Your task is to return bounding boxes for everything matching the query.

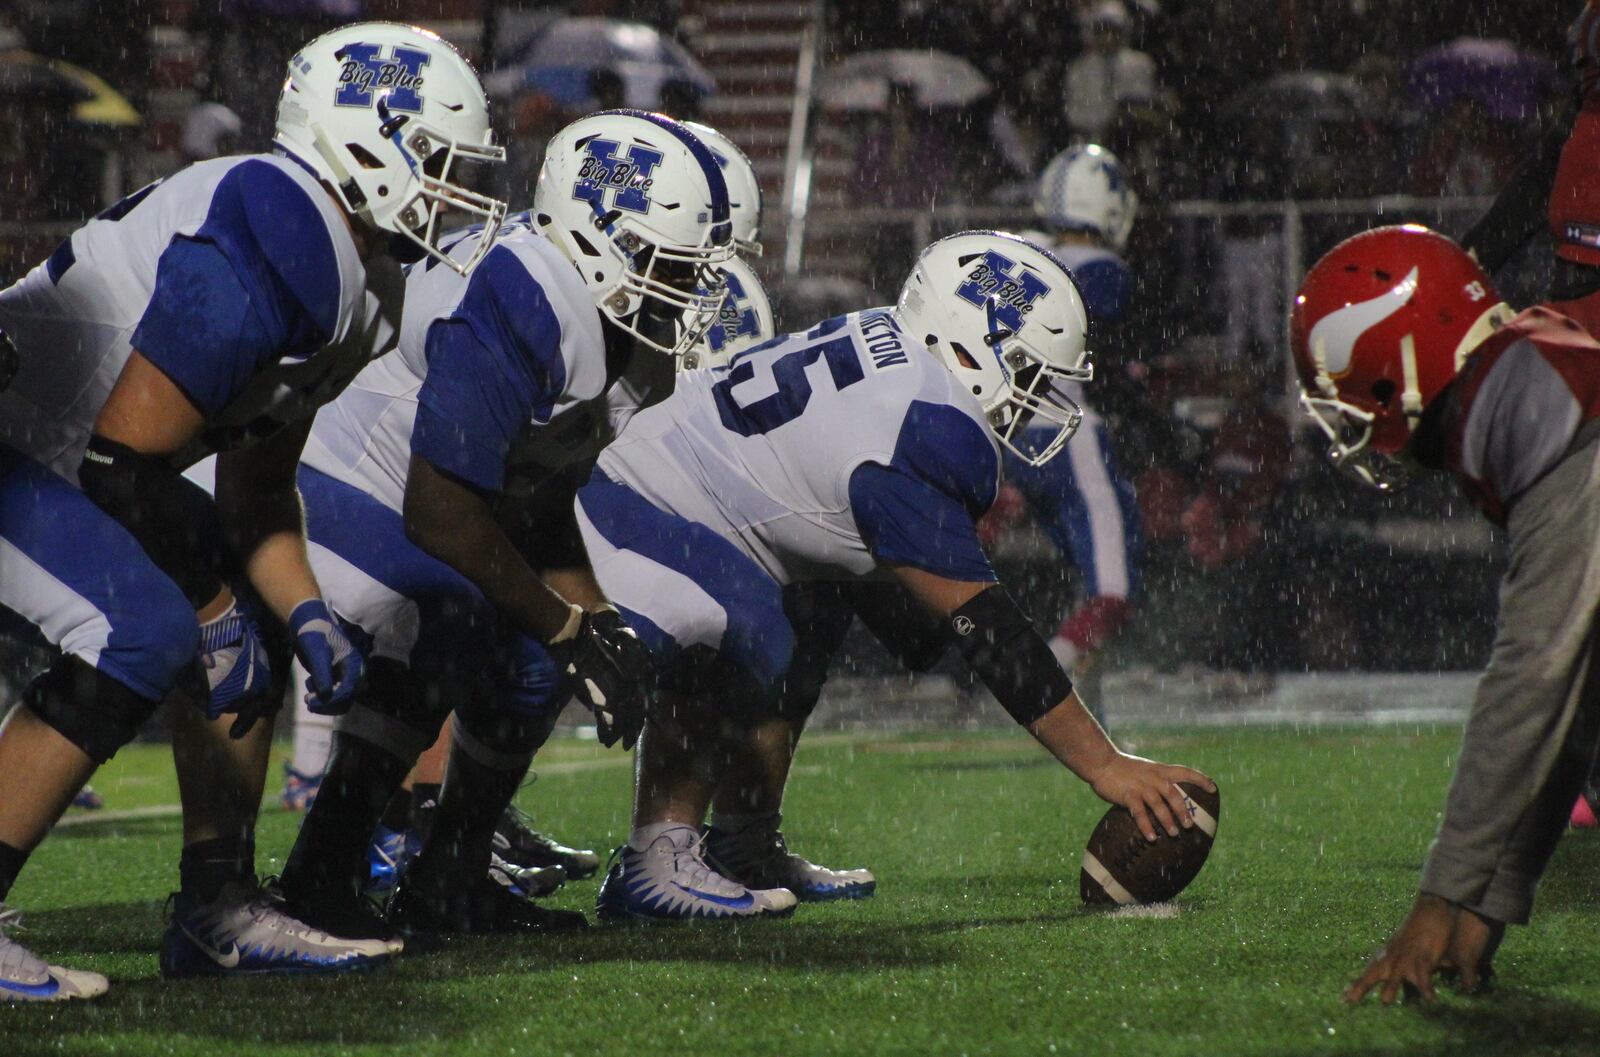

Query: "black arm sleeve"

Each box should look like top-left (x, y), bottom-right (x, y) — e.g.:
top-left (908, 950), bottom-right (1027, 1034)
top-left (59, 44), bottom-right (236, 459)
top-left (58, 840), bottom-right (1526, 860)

top-left (78, 435), bottom-right (225, 608)
top-left (1461, 100), bottom-right (1576, 274)
top-left (949, 586), bottom-right (1074, 728)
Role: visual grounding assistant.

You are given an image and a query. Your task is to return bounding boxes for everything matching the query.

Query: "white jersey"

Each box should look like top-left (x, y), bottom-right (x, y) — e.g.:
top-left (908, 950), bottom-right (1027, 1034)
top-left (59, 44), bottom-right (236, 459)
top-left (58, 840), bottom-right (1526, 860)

top-left (301, 217), bottom-right (608, 513)
top-left (596, 308), bottom-right (1002, 585)
top-left (0, 153), bottom-right (379, 477)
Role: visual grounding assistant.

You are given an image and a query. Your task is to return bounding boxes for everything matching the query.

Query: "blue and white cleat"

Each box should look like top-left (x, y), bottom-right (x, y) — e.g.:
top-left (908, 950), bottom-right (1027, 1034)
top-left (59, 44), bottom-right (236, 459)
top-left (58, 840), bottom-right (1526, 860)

top-left (279, 762), bottom-right (322, 813)
top-left (596, 825), bottom-right (798, 922)
top-left (70, 785), bottom-right (104, 810)
top-left (0, 906), bottom-right (108, 1002)
top-left (364, 826), bottom-right (419, 894)
top-left (706, 818), bottom-right (876, 902)
top-left (488, 852), bottom-right (566, 899)
top-left (159, 882), bottom-right (392, 977)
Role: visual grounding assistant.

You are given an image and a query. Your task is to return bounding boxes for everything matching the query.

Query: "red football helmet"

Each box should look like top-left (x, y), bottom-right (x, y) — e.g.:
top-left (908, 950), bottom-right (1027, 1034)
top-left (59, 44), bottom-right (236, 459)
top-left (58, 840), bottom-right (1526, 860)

top-left (1289, 224), bottom-right (1514, 490)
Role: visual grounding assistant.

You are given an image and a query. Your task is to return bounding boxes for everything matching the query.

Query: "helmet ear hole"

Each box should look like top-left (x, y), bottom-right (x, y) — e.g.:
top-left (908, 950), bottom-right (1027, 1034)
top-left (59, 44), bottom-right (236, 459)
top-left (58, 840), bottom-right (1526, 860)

top-left (1371, 379), bottom-right (1397, 406)
top-left (346, 144), bottom-right (385, 170)
top-left (570, 231), bottom-right (603, 258)
top-left (949, 341), bottom-right (979, 369)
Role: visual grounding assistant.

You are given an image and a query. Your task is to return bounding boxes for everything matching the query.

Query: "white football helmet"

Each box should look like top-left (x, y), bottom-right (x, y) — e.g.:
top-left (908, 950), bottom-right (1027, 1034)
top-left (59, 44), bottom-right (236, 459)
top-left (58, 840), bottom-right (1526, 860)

top-left (896, 231), bottom-right (1093, 467)
top-left (681, 256), bottom-right (775, 370)
top-left (534, 109), bottom-right (735, 359)
top-left (275, 22), bottom-right (507, 275)
top-left (1034, 144), bottom-right (1138, 252)
top-left (683, 121), bottom-right (763, 255)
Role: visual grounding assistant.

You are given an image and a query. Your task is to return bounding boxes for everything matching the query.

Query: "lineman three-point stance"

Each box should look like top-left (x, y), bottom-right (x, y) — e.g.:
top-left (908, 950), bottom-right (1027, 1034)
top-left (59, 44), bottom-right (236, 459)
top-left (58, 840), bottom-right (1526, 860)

top-left (578, 230), bottom-right (1213, 921)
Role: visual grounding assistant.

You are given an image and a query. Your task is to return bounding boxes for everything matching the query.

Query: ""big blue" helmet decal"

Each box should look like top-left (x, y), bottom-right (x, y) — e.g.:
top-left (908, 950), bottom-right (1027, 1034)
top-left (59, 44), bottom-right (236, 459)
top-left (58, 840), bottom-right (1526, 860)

top-left (334, 43), bottom-right (430, 112)
top-left (573, 138), bottom-right (666, 215)
top-left (955, 251), bottom-right (1051, 332)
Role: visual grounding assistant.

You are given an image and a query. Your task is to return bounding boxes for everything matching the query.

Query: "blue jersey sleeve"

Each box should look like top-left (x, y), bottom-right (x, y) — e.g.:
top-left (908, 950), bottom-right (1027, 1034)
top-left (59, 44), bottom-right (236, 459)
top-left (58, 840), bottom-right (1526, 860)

top-left (849, 463), bottom-right (995, 582)
top-left (848, 400), bottom-right (1001, 581)
top-left (411, 246), bottom-right (568, 494)
top-left (893, 400), bottom-right (1001, 519)
top-left (1068, 256), bottom-right (1131, 325)
top-left (132, 159), bottom-right (342, 418)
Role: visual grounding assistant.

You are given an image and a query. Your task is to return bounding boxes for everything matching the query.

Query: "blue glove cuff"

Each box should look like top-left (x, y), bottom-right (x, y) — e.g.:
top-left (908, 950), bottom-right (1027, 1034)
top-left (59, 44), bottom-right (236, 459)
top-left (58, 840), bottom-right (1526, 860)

top-left (288, 598), bottom-right (333, 635)
top-left (199, 601), bottom-right (246, 653)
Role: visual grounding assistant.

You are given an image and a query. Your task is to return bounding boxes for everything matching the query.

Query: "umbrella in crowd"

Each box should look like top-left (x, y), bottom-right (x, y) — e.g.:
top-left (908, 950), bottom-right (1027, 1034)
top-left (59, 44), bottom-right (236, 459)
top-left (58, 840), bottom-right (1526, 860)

top-left (484, 16), bottom-right (715, 109)
top-left (1219, 70), bottom-right (1368, 126)
top-left (818, 49), bottom-right (991, 110)
top-left (0, 50), bottom-right (139, 126)
top-left (1407, 36), bottom-right (1559, 126)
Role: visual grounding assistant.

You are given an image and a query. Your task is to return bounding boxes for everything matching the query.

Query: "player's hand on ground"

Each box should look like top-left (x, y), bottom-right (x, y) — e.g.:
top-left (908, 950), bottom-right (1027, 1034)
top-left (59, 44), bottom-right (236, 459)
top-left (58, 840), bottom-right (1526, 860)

top-left (1088, 751), bottom-right (1215, 842)
top-left (196, 596), bottom-right (277, 738)
top-left (557, 607), bottom-right (654, 749)
top-left (1439, 906), bottom-right (1503, 995)
top-left (1344, 892), bottom-right (1462, 1005)
top-left (289, 597), bottom-right (363, 715)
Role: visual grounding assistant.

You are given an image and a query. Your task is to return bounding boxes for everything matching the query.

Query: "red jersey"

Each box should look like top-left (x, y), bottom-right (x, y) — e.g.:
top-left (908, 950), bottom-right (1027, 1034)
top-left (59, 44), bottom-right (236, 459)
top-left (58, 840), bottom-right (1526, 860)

top-left (1445, 307), bottom-right (1600, 522)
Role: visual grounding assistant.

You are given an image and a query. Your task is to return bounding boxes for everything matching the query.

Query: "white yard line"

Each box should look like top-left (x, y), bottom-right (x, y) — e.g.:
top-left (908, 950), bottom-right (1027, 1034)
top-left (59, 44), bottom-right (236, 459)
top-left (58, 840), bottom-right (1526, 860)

top-left (55, 804), bottom-right (184, 828)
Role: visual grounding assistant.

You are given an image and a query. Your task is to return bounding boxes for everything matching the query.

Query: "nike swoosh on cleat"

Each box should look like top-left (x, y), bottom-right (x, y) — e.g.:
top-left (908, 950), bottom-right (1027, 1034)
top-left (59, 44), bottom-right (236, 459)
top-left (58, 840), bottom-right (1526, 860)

top-left (187, 933), bottom-right (241, 968)
top-left (0, 975), bottom-right (61, 998)
top-left (670, 883), bottom-right (755, 911)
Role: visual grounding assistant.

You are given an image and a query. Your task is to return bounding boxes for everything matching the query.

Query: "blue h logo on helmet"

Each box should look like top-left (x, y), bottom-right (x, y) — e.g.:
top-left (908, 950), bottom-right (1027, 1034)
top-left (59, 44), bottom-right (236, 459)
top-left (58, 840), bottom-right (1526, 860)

top-left (955, 251), bottom-right (1051, 332)
top-left (573, 139), bottom-right (666, 215)
top-left (706, 271), bottom-right (760, 353)
top-left (335, 44), bottom-right (430, 112)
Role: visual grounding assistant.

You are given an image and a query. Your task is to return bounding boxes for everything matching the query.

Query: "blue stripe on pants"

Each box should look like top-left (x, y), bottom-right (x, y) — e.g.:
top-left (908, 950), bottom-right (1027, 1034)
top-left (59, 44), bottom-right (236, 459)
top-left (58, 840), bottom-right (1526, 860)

top-left (298, 465), bottom-right (565, 723)
top-left (575, 474), bottom-right (794, 694)
top-left (0, 443), bottom-right (197, 700)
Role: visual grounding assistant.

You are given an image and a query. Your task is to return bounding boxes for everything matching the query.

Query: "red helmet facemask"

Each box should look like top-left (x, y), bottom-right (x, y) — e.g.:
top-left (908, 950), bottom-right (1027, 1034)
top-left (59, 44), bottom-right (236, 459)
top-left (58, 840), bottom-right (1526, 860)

top-left (1289, 224), bottom-right (1514, 490)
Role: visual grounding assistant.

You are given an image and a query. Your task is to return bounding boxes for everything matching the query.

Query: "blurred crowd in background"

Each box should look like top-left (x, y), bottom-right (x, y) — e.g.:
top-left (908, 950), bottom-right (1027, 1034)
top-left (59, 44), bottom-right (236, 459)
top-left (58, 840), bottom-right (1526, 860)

top-left (0, 0), bottom-right (1572, 679)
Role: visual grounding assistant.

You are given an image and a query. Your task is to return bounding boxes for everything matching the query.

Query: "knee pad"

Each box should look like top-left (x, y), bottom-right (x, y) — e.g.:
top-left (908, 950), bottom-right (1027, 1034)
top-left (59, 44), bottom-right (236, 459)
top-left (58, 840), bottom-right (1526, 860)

top-left (657, 646), bottom-right (782, 734)
top-left (26, 655), bottom-right (161, 764)
top-left (772, 583), bottom-right (857, 723)
top-left (334, 658), bottom-right (450, 762)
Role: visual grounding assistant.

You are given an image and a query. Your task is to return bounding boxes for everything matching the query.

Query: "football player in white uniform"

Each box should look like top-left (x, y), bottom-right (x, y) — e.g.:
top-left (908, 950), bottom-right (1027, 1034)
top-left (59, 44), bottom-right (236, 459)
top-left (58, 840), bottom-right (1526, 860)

top-left (260, 110), bottom-right (741, 937)
top-left (579, 231), bottom-right (1214, 921)
top-left (0, 22), bottom-right (504, 997)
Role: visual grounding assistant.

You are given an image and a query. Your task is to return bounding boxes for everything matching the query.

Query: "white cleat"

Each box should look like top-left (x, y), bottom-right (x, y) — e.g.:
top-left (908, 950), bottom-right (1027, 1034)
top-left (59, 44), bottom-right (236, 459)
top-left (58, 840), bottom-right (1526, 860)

top-left (0, 905), bottom-right (109, 1002)
top-left (706, 818), bottom-right (877, 902)
top-left (160, 881), bottom-right (394, 977)
top-left (596, 825), bottom-right (798, 922)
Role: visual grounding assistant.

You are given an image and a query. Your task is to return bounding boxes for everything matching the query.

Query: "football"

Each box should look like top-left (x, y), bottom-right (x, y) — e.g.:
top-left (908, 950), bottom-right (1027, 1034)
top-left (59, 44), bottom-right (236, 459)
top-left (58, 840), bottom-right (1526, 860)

top-left (1080, 782), bottom-right (1220, 906)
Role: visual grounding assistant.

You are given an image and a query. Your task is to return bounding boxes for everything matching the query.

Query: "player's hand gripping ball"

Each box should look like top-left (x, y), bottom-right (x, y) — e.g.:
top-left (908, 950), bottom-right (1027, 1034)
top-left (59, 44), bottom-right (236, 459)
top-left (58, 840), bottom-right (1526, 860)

top-left (1080, 782), bottom-right (1220, 906)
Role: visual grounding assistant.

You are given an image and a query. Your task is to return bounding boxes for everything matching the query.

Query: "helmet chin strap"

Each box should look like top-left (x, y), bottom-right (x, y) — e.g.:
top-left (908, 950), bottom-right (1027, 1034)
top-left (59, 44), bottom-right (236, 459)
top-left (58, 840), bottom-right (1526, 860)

top-left (310, 122), bottom-right (375, 225)
top-left (1452, 302), bottom-right (1516, 370)
top-left (1399, 333), bottom-right (1424, 423)
top-left (983, 297), bottom-right (1015, 386)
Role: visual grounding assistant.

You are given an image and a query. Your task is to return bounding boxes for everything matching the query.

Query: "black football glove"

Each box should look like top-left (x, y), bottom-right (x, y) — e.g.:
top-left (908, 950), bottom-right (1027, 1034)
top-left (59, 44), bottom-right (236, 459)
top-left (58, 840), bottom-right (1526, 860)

top-left (552, 606), bottom-right (654, 749)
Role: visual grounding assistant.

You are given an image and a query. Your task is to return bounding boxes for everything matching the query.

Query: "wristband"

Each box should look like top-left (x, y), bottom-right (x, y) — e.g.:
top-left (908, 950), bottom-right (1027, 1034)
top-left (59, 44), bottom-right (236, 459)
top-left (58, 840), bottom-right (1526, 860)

top-left (548, 603), bottom-right (585, 645)
top-left (950, 587), bottom-right (1074, 727)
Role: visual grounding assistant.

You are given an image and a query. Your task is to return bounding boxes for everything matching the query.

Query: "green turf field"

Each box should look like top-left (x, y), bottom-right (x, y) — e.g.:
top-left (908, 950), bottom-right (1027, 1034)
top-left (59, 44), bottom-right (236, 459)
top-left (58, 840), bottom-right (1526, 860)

top-left (4, 727), bottom-right (1600, 1057)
